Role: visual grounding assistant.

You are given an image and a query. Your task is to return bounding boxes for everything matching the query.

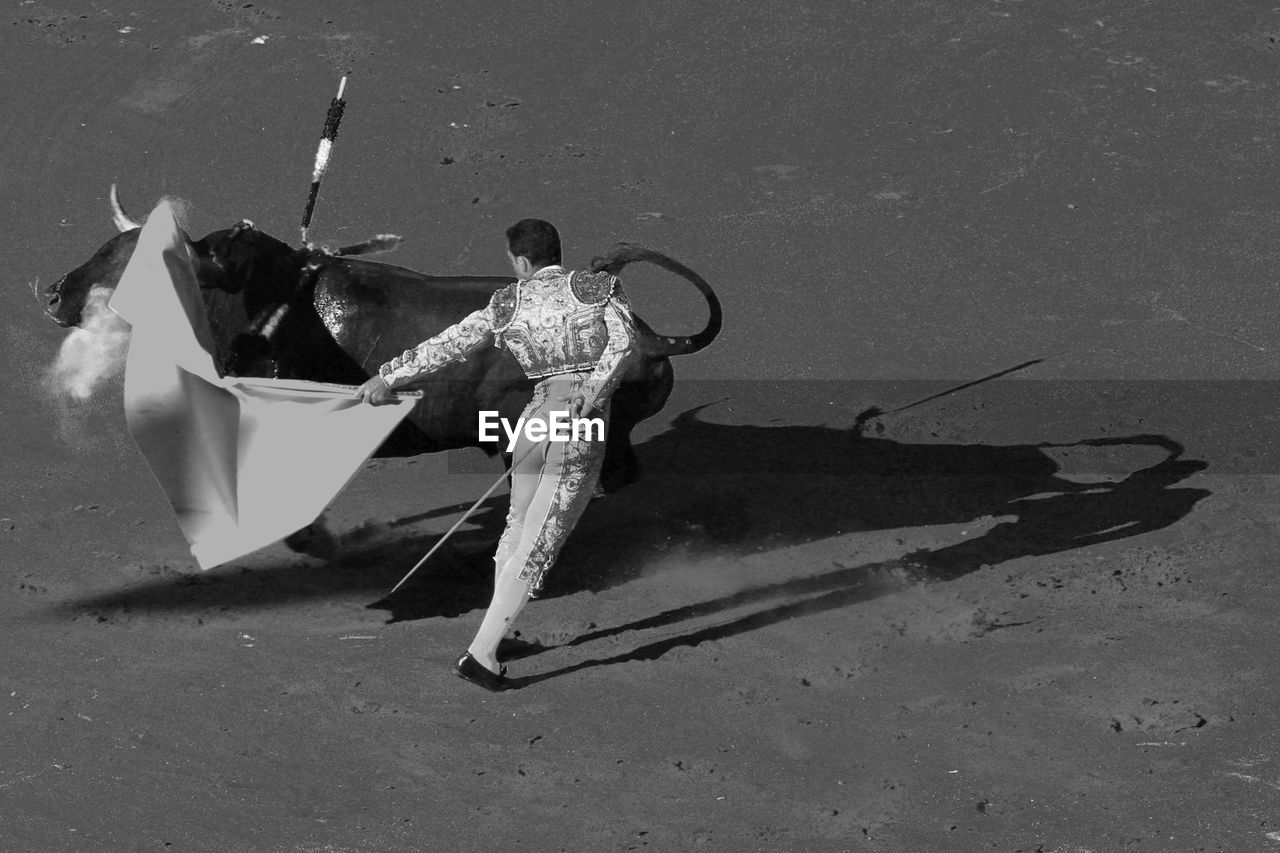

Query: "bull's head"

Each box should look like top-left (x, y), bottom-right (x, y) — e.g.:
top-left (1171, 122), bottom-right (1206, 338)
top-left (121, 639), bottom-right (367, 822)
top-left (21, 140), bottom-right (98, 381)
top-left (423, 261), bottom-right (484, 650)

top-left (44, 185), bottom-right (343, 378)
top-left (43, 185), bottom-right (141, 327)
top-left (45, 184), bottom-right (403, 330)
top-left (44, 185), bottom-right (258, 328)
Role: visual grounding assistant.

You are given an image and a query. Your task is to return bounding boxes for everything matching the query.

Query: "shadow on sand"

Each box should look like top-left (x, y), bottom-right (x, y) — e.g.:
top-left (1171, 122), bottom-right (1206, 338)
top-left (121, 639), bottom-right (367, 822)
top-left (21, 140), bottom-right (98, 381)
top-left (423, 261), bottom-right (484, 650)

top-left (501, 409), bottom-right (1208, 686)
top-left (63, 406), bottom-right (1210, 678)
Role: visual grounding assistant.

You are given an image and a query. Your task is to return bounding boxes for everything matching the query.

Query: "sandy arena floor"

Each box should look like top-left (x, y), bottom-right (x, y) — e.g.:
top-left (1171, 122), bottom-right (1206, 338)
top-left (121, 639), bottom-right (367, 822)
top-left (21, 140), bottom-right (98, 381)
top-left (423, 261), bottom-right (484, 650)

top-left (7, 2), bottom-right (1280, 850)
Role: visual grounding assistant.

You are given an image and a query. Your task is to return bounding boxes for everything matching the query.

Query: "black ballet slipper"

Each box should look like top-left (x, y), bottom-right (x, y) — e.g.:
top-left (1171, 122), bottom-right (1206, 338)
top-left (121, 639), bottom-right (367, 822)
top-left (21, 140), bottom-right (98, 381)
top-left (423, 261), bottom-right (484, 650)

top-left (453, 652), bottom-right (509, 692)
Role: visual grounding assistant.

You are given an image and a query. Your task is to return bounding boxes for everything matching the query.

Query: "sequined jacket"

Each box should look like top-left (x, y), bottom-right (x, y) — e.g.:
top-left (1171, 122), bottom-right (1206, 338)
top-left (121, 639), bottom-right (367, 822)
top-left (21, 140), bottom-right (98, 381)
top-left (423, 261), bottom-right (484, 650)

top-left (379, 265), bottom-right (636, 409)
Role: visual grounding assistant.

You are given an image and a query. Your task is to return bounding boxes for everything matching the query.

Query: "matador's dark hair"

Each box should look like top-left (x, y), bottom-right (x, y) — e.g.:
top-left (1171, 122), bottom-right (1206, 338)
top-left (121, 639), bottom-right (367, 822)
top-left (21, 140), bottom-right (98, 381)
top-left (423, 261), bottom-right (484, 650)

top-left (505, 218), bottom-right (562, 267)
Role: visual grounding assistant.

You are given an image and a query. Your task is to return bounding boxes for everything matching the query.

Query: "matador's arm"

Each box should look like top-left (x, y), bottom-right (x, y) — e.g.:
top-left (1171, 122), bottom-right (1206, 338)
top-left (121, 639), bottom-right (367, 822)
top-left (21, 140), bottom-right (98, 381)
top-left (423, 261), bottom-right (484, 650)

top-left (378, 307), bottom-right (495, 389)
top-left (577, 284), bottom-right (637, 413)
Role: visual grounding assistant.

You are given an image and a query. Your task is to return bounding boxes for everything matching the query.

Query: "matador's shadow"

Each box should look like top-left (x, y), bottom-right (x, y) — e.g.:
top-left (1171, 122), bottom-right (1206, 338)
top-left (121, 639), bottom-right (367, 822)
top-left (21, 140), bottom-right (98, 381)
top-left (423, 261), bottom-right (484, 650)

top-left (377, 405), bottom-right (1210, 634)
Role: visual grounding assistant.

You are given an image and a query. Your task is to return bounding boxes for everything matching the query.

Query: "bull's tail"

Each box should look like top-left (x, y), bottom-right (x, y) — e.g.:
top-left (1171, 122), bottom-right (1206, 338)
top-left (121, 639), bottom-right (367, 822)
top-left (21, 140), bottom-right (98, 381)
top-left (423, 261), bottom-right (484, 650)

top-left (589, 242), bottom-right (722, 359)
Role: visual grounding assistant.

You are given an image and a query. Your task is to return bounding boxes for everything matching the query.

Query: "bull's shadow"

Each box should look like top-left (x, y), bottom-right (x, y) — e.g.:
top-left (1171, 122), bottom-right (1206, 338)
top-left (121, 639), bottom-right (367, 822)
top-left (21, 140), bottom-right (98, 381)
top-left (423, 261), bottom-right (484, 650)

top-left (63, 406), bottom-right (1208, 638)
top-left (377, 405), bottom-right (1209, 622)
top-left (506, 411), bottom-right (1211, 687)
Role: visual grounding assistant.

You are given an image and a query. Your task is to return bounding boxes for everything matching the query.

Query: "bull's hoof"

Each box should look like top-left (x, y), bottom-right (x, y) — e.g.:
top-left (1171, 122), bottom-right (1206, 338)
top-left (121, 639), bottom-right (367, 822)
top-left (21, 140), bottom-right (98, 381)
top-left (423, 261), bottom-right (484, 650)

top-left (284, 517), bottom-right (339, 560)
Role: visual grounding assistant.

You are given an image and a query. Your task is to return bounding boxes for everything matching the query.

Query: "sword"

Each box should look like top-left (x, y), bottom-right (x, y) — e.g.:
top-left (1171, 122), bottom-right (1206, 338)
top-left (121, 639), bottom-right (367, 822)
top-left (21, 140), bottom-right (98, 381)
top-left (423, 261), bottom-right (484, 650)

top-left (388, 441), bottom-right (540, 595)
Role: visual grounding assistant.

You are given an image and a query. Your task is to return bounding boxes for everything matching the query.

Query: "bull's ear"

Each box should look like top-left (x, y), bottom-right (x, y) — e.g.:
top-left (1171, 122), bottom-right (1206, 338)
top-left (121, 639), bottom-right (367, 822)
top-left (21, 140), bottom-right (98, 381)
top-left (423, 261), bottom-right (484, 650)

top-left (189, 237), bottom-right (241, 293)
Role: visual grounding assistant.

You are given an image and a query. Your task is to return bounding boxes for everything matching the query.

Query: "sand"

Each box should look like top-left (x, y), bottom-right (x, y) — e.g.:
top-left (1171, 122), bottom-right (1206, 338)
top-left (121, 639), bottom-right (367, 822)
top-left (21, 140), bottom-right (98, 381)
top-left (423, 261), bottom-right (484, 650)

top-left (7, 2), bottom-right (1280, 850)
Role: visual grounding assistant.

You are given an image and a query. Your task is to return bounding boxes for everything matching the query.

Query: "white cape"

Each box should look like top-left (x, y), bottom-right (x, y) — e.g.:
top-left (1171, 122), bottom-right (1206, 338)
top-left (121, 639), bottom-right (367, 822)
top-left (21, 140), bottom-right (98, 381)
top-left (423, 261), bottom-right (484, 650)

top-left (108, 201), bottom-right (418, 569)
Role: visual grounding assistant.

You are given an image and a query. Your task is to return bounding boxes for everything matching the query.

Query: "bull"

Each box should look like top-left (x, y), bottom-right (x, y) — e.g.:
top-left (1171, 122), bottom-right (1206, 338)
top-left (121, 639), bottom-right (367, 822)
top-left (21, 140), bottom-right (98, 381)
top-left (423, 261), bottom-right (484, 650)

top-left (43, 186), bottom-right (723, 495)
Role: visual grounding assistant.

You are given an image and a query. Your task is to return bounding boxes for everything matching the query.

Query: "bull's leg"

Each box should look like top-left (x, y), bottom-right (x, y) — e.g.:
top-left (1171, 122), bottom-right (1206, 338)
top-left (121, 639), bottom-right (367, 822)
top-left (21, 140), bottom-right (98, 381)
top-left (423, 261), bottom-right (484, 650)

top-left (599, 388), bottom-right (646, 494)
top-left (223, 331), bottom-right (273, 376)
top-left (501, 450), bottom-right (515, 490)
top-left (598, 363), bottom-right (674, 494)
top-left (599, 423), bottom-right (641, 494)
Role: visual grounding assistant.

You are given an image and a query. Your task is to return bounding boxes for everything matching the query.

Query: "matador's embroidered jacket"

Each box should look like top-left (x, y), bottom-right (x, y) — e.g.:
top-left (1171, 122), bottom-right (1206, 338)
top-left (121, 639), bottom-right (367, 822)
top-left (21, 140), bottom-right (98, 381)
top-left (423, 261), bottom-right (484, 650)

top-left (379, 265), bottom-right (636, 408)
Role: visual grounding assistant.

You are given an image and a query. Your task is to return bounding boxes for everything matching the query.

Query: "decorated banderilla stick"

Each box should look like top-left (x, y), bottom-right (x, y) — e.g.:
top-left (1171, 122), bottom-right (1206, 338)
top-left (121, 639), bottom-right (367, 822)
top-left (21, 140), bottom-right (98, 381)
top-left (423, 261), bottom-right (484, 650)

top-left (300, 75), bottom-right (348, 245)
top-left (853, 357), bottom-right (1046, 434)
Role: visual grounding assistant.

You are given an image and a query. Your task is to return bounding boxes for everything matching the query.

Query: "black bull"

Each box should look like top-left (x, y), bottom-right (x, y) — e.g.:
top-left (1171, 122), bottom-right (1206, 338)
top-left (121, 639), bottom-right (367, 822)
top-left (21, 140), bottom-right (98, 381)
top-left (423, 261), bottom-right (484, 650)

top-left (43, 205), bottom-right (723, 494)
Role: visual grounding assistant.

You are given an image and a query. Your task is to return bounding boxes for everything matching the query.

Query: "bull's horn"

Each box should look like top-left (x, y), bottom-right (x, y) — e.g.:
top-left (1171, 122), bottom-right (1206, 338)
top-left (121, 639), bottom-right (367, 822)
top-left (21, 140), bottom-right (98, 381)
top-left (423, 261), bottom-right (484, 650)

top-left (109, 183), bottom-right (141, 232)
